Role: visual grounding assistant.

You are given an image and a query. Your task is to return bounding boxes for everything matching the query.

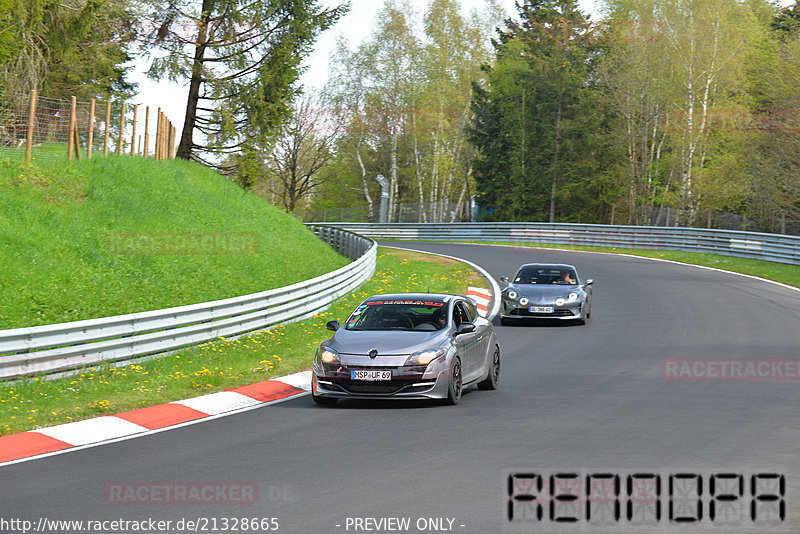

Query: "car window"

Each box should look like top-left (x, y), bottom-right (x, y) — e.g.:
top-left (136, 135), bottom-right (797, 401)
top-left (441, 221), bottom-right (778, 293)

top-left (451, 303), bottom-right (462, 327)
top-left (344, 299), bottom-right (447, 331)
top-left (453, 302), bottom-right (471, 326)
top-left (515, 267), bottom-right (578, 285)
top-left (463, 300), bottom-right (478, 322)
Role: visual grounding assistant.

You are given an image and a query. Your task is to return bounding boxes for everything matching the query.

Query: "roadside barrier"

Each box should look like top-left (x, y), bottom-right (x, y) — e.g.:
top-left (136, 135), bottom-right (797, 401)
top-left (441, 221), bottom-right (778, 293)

top-left (317, 222), bottom-right (800, 266)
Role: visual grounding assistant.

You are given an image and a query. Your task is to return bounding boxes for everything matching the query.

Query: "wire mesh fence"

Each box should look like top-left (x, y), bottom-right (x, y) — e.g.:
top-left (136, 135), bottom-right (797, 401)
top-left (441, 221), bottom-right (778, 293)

top-left (302, 201), bottom-right (471, 224)
top-left (0, 90), bottom-right (179, 165)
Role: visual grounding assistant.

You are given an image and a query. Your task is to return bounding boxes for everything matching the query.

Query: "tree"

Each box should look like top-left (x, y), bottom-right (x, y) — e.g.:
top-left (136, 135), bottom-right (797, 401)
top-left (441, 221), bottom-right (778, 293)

top-left (656, 0), bottom-right (759, 225)
top-left (469, 0), bottom-right (605, 222)
top-left (362, 0), bottom-right (420, 220)
top-left (416, 0), bottom-right (497, 222)
top-left (0, 0), bottom-right (135, 98)
top-left (146, 0), bottom-right (347, 164)
top-left (771, 0), bottom-right (800, 38)
top-left (262, 95), bottom-right (340, 213)
top-left (324, 37), bottom-right (378, 221)
top-left (740, 16), bottom-right (800, 231)
top-left (321, 0), bottom-right (505, 222)
top-left (596, 4), bottom-right (671, 224)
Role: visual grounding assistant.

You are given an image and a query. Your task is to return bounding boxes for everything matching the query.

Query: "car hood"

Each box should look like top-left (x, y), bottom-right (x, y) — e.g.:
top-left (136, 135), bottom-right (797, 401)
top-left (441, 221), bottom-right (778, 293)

top-left (507, 284), bottom-right (578, 301)
top-left (326, 329), bottom-right (448, 356)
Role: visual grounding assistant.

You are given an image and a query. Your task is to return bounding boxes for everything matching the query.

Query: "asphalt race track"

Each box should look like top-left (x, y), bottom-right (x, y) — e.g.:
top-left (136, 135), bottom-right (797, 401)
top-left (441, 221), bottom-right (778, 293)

top-left (1, 242), bottom-right (799, 533)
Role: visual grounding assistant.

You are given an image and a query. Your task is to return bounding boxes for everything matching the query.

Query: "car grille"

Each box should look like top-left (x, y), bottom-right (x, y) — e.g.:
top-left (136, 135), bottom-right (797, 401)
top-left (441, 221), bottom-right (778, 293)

top-left (511, 308), bottom-right (576, 317)
top-left (333, 380), bottom-right (407, 394)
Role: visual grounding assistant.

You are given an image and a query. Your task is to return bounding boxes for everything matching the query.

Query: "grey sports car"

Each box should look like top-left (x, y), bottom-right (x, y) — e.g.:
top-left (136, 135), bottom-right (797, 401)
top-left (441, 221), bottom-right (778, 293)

top-left (499, 263), bottom-right (593, 325)
top-left (311, 293), bottom-right (500, 405)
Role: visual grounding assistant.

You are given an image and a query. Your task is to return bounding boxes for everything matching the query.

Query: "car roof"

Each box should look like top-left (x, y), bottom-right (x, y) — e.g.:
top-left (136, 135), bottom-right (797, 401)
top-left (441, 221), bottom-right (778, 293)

top-left (516, 263), bottom-right (577, 270)
top-left (363, 293), bottom-right (464, 301)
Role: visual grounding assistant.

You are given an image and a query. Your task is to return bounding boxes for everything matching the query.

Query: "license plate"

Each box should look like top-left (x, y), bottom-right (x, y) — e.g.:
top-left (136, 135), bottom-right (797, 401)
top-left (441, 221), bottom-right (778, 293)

top-left (351, 370), bottom-right (392, 381)
top-left (529, 306), bottom-right (554, 313)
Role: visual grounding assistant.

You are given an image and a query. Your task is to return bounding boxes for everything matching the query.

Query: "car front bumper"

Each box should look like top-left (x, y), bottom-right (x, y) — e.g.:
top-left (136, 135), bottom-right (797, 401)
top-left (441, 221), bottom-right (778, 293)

top-left (312, 366), bottom-right (451, 400)
top-left (501, 300), bottom-right (586, 320)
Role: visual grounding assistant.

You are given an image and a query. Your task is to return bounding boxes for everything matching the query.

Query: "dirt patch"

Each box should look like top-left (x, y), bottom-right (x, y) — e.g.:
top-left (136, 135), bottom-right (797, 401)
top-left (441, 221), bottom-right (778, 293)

top-left (382, 248), bottom-right (459, 265)
top-left (382, 247), bottom-right (486, 287)
top-left (10, 163), bottom-right (85, 204)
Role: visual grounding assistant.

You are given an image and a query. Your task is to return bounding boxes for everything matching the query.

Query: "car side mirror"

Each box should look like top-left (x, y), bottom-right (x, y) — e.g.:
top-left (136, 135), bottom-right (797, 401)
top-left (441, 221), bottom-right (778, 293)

top-left (584, 278), bottom-right (594, 286)
top-left (499, 276), bottom-right (509, 284)
top-left (326, 320), bottom-right (340, 331)
top-left (455, 322), bottom-right (476, 335)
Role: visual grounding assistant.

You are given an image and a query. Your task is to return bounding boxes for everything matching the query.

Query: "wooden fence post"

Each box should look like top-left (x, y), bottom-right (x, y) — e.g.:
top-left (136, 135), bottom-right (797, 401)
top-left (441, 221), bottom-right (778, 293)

top-left (68, 96), bottom-right (76, 161)
top-left (130, 104), bottom-right (138, 156)
top-left (87, 98), bottom-right (96, 159)
top-left (155, 108), bottom-right (162, 160)
top-left (25, 90), bottom-right (37, 164)
top-left (104, 101), bottom-right (111, 156)
top-left (117, 102), bottom-right (126, 155)
top-left (168, 123), bottom-right (174, 159)
top-left (143, 106), bottom-right (150, 158)
top-left (160, 113), bottom-right (166, 161)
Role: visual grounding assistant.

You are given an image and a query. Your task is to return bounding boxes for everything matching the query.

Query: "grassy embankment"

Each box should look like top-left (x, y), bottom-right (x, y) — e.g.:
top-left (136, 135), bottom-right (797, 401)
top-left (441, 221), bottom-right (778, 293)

top-left (0, 155), bottom-right (350, 328)
top-left (0, 155), bottom-right (486, 433)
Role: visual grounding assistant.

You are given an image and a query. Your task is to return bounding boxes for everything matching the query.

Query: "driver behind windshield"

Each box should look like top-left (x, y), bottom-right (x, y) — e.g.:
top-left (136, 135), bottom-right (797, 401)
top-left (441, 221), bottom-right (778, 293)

top-left (554, 269), bottom-right (576, 284)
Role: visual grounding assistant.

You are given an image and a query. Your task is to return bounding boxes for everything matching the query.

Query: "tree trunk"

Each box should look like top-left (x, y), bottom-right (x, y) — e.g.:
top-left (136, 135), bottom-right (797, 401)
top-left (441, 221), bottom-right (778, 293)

top-left (176, 0), bottom-right (214, 160)
top-left (389, 131), bottom-right (398, 222)
top-left (549, 99), bottom-right (562, 223)
top-left (413, 128), bottom-right (427, 223)
top-left (355, 139), bottom-right (374, 221)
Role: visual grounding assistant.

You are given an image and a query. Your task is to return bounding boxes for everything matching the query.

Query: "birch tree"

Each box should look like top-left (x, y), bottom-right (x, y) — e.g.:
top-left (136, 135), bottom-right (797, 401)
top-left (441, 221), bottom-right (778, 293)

top-left (657, 0), bottom-right (756, 225)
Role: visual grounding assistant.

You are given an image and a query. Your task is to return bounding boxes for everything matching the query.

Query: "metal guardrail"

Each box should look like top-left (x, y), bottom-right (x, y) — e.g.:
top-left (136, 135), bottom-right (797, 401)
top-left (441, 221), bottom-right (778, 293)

top-left (320, 222), bottom-right (800, 266)
top-left (0, 226), bottom-right (375, 379)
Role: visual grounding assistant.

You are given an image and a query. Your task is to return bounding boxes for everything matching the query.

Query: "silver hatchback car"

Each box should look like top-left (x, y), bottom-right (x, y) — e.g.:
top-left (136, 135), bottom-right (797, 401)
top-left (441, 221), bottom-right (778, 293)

top-left (500, 263), bottom-right (593, 325)
top-left (312, 293), bottom-right (500, 405)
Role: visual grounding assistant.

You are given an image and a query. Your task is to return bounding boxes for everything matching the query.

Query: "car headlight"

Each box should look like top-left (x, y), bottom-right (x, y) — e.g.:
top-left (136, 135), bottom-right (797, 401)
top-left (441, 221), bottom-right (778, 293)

top-left (519, 297), bottom-right (529, 306)
top-left (507, 291), bottom-right (518, 300)
top-left (555, 298), bottom-right (565, 306)
top-left (568, 292), bottom-right (578, 301)
top-left (405, 348), bottom-right (446, 366)
top-left (319, 346), bottom-right (340, 365)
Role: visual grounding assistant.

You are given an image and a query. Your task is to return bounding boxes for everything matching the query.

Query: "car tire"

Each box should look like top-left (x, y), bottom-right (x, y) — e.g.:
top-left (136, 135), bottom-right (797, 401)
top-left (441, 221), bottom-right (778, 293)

top-left (443, 357), bottom-right (463, 405)
top-left (312, 394), bottom-right (338, 406)
top-left (477, 346), bottom-right (500, 391)
top-left (576, 303), bottom-right (588, 325)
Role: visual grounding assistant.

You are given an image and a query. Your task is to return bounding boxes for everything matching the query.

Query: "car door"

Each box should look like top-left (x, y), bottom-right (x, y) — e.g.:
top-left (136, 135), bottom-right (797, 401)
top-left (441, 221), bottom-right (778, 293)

top-left (450, 301), bottom-right (471, 377)
top-left (463, 298), bottom-right (491, 379)
top-left (453, 300), bottom-right (482, 382)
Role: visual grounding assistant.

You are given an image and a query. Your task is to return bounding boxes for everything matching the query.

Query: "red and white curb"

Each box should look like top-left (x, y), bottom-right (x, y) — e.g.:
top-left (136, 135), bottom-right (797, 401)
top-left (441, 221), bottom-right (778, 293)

top-left (0, 371), bottom-right (312, 466)
top-left (466, 287), bottom-right (491, 317)
top-left (384, 245), bottom-right (501, 319)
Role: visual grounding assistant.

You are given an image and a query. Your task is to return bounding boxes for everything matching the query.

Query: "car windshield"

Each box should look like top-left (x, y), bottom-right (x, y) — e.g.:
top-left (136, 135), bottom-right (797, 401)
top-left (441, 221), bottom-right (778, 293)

top-left (514, 267), bottom-right (578, 285)
top-left (344, 299), bottom-right (447, 331)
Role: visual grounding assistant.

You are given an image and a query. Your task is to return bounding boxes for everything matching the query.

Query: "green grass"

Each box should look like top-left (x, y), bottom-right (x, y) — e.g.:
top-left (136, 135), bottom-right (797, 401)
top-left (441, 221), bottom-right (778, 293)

top-left (0, 247), bottom-right (486, 435)
top-left (465, 241), bottom-right (800, 287)
top-left (0, 142), bottom-right (71, 163)
top-left (0, 155), bottom-right (350, 328)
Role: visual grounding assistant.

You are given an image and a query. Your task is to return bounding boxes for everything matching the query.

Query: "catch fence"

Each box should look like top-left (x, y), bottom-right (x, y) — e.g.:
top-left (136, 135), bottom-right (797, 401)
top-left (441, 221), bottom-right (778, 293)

top-left (0, 90), bottom-right (178, 164)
